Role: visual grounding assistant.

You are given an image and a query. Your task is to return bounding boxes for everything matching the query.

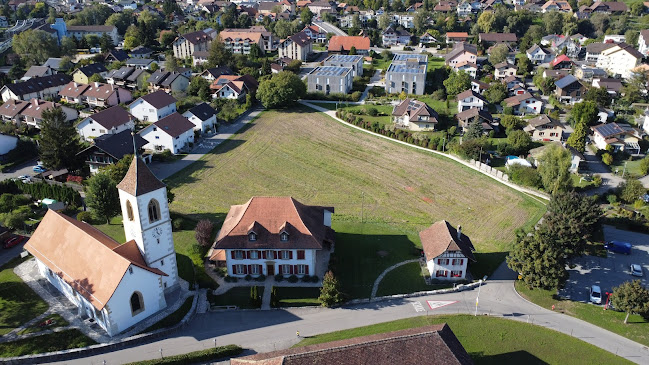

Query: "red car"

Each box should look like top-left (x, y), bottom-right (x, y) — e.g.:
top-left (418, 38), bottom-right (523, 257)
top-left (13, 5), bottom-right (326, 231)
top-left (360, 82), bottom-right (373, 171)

top-left (4, 235), bottom-right (26, 249)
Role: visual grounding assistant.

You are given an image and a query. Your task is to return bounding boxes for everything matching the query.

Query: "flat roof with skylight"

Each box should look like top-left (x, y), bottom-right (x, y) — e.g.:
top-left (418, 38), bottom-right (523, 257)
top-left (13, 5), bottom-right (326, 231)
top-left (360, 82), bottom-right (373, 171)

top-left (324, 55), bottom-right (364, 63)
top-left (309, 66), bottom-right (352, 77)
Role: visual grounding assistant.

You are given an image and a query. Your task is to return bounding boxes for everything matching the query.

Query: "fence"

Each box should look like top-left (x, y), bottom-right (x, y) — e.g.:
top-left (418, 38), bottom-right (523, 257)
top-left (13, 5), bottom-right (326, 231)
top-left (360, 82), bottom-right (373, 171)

top-left (469, 159), bottom-right (509, 182)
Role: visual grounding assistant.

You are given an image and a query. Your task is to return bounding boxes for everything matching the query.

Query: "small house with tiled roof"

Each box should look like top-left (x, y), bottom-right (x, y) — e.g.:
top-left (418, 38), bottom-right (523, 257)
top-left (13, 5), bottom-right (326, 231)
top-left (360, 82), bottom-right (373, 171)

top-left (420, 221), bottom-right (475, 280)
top-left (76, 105), bottom-right (135, 141)
top-left (129, 90), bottom-right (177, 122)
top-left (138, 112), bottom-right (195, 154)
top-left (523, 115), bottom-right (564, 142)
top-left (392, 98), bottom-right (439, 131)
top-left (211, 197), bottom-right (335, 278)
top-left (72, 63), bottom-right (108, 84)
top-left (182, 102), bottom-right (218, 133)
top-left (25, 154), bottom-right (178, 336)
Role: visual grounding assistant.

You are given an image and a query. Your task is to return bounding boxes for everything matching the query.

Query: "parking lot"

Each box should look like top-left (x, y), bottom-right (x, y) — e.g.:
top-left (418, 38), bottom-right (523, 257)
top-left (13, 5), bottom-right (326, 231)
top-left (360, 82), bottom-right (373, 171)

top-left (559, 225), bottom-right (649, 304)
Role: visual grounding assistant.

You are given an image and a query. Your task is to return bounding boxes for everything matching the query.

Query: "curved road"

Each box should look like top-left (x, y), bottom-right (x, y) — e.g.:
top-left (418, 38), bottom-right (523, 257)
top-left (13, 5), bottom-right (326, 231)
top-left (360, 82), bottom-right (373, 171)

top-left (50, 264), bottom-right (649, 364)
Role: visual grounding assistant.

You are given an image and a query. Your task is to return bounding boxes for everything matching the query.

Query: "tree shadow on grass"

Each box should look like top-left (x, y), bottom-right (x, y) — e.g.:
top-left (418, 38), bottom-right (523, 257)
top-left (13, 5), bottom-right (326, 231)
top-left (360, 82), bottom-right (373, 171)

top-left (471, 350), bottom-right (547, 365)
top-left (470, 252), bottom-right (509, 280)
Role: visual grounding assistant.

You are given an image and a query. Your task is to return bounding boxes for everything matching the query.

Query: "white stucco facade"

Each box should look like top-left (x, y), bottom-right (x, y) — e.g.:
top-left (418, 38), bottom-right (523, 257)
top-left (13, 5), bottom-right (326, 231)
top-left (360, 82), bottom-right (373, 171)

top-left (138, 124), bottom-right (194, 155)
top-left (225, 248), bottom-right (317, 277)
top-left (76, 118), bottom-right (134, 141)
top-left (129, 100), bottom-right (177, 122)
top-left (425, 251), bottom-right (469, 280)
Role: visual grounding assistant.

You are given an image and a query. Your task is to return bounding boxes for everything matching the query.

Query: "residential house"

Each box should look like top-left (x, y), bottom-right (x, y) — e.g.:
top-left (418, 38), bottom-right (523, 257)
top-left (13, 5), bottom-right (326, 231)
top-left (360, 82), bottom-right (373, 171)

top-left (592, 78), bottom-right (623, 95)
top-left (146, 71), bottom-right (190, 93)
top-left (391, 98), bottom-right (439, 131)
top-left (65, 24), bottom-right (119, 45)
top-left (523, 115), bottom-right (564, 142)
top-left (125, 58), bottom-right (159, 70)
top-left (382, 25), bottom-right (411, 46)
top-left (0, 99), bottom-right (77, 127)
top-left (456, 90), bottom-right (486, 113)
top-left (541, 0), bottom-right (572, 12)
top-left (591, 123), bottom-right (642, 154)
top-left (589, 1), bottom-right (628, 13)
top-left (210, 75), bottom-right (258, 100)
top-left (307, 66), bottom-right (354, 95)
top-left (104, 49), bottom-right (129, 63)
top-left (457, 1), bottom-right (473, 16)
top-left (199, 67), bottom-right (234, 82)
top-left (456, 61), bottom-right (478, 78)
top-left (574, 67), bottom-right (608, 82)
top-left (445, 32), bottom-right (469, 44)
top-left (328, 36), bottom-right (371, 55)
top-left (503, 92), bottom-right (543, 115)
top-left (550, 55), bottom-right (574, 70)
top-left (385, 54), bottom-right (427, 95)
top-left (106, 66), bottom-right (136, 88)
top-left (445, 42), bottom-right (477, 70)
top-left (231, 324), bottom-right (472, 365)
top-left (192, 51), bottom-right (210, 67)
top-left (302, 25), bottom-right (327, 43)
top-left (129, 46), bottom-right (154, 59)
top-left (434, 1), bottom-right (456, 12)
top-left (21, 65), bottom-right (54, 81)
top-left (493, 62), bottom-right (517, 80)
top-left (210, 197), bottom-right (334, 278)
top-left (596, 42), bottom-right (644, 79)
top-left (173, 28), bottom-right (217, 60)
top-left (554, 75), bottom-right (585, 103)
top-left (543, 69), bottom-right (571, 79)
top-left (129, 91), bottom-right (177, 122)
top-left (456, 107), bottom-right (494, 134)
top-left (471, 80), bottom-right (489, 95)
top-left (420, 31), bottom-right (438, 44)
top-left (278, 31), bottom-right (313, 61)
top-left (546, 36), bottom-right (581, 58)
top-left (503, 75), bottom-right (526, 95)
top-left (324, 54), bottom-right (364, 77)
top-left (59, 81), bottom-right (132, 108)
top-left (138, 112), bottom-right (195, 154)
top-left (0, 74), bottom-right (72, 102)
top-left (220, 28), bottom-right (272, 54)
top-left (478, 33), bottom-right (517, 45)
top-left (76, 106), bottom-right (135, 141)
top-left (585, 42), bottom-right (617, 64)
top-left (638, 30), bottom-right (649, 56)
top-left (526, 44), bottom-right (554, 64)
top-left (420, 221), bottom-right (475, 281)
top-left (182, 102), bottom-right (218, 133)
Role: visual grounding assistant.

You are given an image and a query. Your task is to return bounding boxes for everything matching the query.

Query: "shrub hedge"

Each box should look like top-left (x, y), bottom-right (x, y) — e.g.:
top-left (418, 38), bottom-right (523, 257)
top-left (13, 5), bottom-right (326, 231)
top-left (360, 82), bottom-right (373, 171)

top-left (125, 345), bottom-right (243, 365)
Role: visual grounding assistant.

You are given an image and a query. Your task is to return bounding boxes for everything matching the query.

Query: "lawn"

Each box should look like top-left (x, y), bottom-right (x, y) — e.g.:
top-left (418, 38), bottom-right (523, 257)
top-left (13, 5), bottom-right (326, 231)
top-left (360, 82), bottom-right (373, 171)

top-left (610, 157), bottom-right (646, 178)
top-left (375, 261), bottom-right (433, 297)
top-left (515, 281), bottom-right (649, 347)
top-left (0, 329), bottom-right (96, 357)
top-left (164, 107), bottom-right (545, 297)
top-left (208, 286), bottom-right (264, 309)
top-left (143, 296), bottom-right (193, 333)
top-left (17, 314), bottom-right (67, 336)
top-left (0, 257), bottom-right (49, 336)
top-left (275, 287), bottom-right (320, 307)
top-left (295, 314), bottom-right (632, 364)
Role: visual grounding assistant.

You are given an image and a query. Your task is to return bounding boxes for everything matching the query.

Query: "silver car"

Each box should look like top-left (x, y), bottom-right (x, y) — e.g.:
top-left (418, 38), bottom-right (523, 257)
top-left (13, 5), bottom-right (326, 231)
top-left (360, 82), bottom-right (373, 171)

top-left (630, 264), bottom-right (643, 277)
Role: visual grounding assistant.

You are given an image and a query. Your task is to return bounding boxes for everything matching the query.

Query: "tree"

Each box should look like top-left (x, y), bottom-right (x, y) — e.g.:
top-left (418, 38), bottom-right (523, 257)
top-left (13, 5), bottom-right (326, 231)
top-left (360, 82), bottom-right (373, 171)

top-left (12, 29), bottom-right (59, 65)
top-left (483, 82), bottom-right (507, 104)
top-left (39, 107), bottom-right (81, 170)
top-left (285, 59), bottom-right (302, 73)
top-left (517, 56), bottom-right (532, 77)
top-left (88, 73), bottom-right (105, 83)
top-left (60, 36), bottom-right (77, 57)
top-left (195, 219), bottom-right (214, 247)
top-left (257, 71), bottom-right (306, 109)
top-left (218, 99), bottom-right (240, 122)
top-left (507, 229), bottom-right (567, 290)
top-left (566, 121), bottom-right (587, 153)
top-left (569, 101), bottom-right (599, 126)
top-left (100, 33), bottom-right (114, 51)
top-left (611, 280), bottom-right (649, 324)
top-left (543, 191), bottom-right (601, 257)
top-left (413, 10), bottom-right (430, 35)
top-left (507, 130), bottom-right (532, 155)
top-left (631, 2), bottom-right (645, 16)
top-left (319, 271), bottom-right (343, 307)
top-left (208, 38), bottom-right (233, 69)
top-left (349, 46), bottom-right (357, 55)
top-left (500, 115), bottom-right (525, 133)
top-left (464, 118), bottom-right (483, 140)
top-left (160, 31), bottom-right (176, 49)
top-left (488, 44), bottom-right (509, 65)
top-left (625, 30), bottom-right (640, 48)
top-left (602, 152), bottom-right (613, 166)
top-left (188, 77), bottom-right (211, 101)
top-left (165, 55), bottom-right (180, 72)
top-left (443, 70), bottom-right (471, 97)
top-left (543, 11), bottom-right (563, 34)
top-left (584, 86), bottom-right (611, 107)
top-left (300, 8), bottom-right (314, 25)
top-left (105, 11), bottom-right (134, 35)
top-left (378, 14), bottom-right (391, 30)
top-left (477, 11), bottom-right (496, 33)
top-left (86, 173), bottom-right (120, 224)
top-left (103, 154), bottom-right (133, 182)
top-left (640, 157), bottom-right (649, 176)
top-left (619, 178), bottom-right (646, 204)
top-left (537, 144), bottom-right (572, 194)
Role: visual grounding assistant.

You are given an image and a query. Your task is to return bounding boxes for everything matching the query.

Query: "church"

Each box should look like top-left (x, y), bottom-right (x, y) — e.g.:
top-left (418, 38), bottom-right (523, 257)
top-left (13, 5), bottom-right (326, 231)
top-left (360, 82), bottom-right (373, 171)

top-left (24, 157), bottom-right (178, 337)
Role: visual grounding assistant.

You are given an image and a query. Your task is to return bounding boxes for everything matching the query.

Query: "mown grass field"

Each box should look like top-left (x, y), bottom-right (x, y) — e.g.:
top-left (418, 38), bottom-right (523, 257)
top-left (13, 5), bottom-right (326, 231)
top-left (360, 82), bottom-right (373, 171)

top-left (164, 107), bottom-right (545, 297)
top-left (0, 257), bottom-right (48, 336)
top-left (295, 315), bottom-right (632, 364)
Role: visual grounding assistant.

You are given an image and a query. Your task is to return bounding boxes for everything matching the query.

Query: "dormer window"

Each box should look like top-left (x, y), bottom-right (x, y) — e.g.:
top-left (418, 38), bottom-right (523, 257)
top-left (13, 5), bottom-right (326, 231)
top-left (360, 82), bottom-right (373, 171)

top-left (280, 232), bottom-right (289, 242)
top-left (249, 232), bottom-right (257, 241)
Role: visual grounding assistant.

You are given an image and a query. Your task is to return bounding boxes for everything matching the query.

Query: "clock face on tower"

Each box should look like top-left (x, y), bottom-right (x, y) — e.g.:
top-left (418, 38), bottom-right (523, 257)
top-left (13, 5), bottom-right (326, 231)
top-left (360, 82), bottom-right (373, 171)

top-left (152, 226), bottom-right (163, 238)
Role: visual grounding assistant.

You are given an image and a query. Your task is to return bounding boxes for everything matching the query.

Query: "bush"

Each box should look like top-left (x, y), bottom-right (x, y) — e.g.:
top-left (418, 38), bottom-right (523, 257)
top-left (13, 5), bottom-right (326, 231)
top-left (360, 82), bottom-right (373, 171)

top-left (301, 274), bottom-right (311, 282)
top-left (364, 106), bottom-right (378, 116)
top-left (593, 175), bottom-right (602, 187)
top-left (274, 274), bottom-right (284, 282)
top-left (432, 89), bottom-right (446, 101)
top-left (602, 153), bottom-right (613, 166)
top-left (244, 274), bottom-right (252, 281)
top-left (256, 274), bottom-right (266, 281)
top-left (607, 194), bottom-right (618, 205)
top-left (288, 274), bottom-right (299, 283)
top-left (76, 211), bottom-right (93, 223)
top-left (172, 217), bottom-right (184, 231)
top-left (508, 165), bottom-right (542, 188)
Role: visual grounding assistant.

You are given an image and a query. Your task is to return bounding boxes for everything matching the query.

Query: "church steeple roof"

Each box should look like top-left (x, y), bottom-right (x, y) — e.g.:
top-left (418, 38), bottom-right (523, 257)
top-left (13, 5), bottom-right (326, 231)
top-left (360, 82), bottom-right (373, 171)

top-left (116, 156), bottom-right (166, 196)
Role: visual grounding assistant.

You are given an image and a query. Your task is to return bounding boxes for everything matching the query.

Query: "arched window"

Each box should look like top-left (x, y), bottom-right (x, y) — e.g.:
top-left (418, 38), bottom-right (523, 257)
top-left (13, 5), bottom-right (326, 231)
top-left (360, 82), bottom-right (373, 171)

top-left (126, 201), bottom-right (134, 221)
top-left (148, 199), bottom-right (160, 223)
top-left (130, 292), bottom-right (144, 316)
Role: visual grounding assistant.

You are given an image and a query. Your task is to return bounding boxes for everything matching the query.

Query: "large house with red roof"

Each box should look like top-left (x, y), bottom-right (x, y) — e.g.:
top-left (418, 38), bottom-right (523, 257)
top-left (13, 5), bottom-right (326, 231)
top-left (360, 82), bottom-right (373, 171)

top-left (420, 221), bottom-right (476, 280)
top-left (211, 197), bottom-right (335, 278)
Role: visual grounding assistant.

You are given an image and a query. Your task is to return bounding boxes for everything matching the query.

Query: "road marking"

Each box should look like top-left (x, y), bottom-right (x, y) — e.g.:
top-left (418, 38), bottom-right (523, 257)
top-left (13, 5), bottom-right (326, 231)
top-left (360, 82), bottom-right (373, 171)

top-left (412, 301), bottom-right (426, 312)
top-left (426, 300), bottom-right (458, 310)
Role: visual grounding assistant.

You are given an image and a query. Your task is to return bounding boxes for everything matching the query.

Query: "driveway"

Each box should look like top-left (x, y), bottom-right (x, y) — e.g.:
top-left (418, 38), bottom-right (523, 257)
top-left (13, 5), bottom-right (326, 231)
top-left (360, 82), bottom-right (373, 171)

top-left (0, 158), bottom-right (39, 182)
top-left (559, 225), bottom-right (649, 303)
top-left (582, 147), bottom-right (624, 195)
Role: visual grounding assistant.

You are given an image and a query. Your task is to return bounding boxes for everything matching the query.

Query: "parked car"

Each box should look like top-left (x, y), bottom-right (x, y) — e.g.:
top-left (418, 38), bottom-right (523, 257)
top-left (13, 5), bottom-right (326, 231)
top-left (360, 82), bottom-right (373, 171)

top-left (3, 235), bottom-right (26, 249)
top-left (590, 285), bottom-right (602, 304)
top-left (604, 241), bottom-right (632, 255)
top-left (33, 165), bottom-right (47, 173)
top-left (630, 264), bottom-right (643, 277)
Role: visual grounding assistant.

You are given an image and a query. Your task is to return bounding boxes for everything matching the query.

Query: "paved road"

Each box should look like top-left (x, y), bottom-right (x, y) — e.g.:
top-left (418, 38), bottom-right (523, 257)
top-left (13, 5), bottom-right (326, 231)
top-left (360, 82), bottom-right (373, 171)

top-left (148, 107), bottom-right (264, 180)
top-left (48, 263), bottom-right (649, 364)
top-left (313, 21), bottom-right (347, 36)
top-left (0, 158), bottom-right (39, 181)
top-left (582, 146), bottom-right (625, 195)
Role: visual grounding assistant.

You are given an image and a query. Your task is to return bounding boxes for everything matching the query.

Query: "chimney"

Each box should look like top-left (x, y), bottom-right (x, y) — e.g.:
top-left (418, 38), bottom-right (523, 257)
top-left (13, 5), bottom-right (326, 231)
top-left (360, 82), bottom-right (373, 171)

top-left (32, 99), bottom-right (38, 106)
top-left (95, 82), bottom-right (100, 88)
top-left (73, 82), bottom-right (78, 87)
top-left (457, 225), bottom-right (462, 240)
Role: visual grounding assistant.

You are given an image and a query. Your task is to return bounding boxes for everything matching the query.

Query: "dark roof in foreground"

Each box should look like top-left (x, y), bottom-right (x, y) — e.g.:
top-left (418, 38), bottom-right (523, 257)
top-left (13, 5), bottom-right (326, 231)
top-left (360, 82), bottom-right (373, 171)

top-left (231, 324), bottom-right (473, 365)
top-left (82, 129), bottom-right (147, 160)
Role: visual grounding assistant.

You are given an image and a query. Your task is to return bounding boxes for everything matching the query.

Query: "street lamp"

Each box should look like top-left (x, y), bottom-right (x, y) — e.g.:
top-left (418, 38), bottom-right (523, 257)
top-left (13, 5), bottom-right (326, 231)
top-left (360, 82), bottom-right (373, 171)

top-left (474, 276), bottom-right (487, 316)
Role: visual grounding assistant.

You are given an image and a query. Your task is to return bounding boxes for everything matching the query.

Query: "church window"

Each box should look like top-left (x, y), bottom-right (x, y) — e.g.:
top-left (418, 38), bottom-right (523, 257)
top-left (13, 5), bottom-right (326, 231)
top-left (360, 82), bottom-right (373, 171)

top-left (130, 292), bottom-right (144, 316)
top-left (126, 201), bottom-right (134, 221)
top-left (148, 199), bottom-right (161, 223)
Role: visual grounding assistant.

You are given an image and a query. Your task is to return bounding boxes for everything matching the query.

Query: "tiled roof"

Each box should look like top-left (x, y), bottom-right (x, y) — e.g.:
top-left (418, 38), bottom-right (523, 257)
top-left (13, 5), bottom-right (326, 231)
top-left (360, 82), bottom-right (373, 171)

top-left (456, 107), bottom-right (493, 123)
top-left (212, 197), bottom-right (335, 253)
top-left (585, 42), bottom-right (616, 53)
top-left (328, 36), bottom-right (370, 52)
top-left (59, 82), bottom-right (90, 98)
top-left (116, 156), bottom-right (166, 196)
top-left (4, 74), bottom-right (72, 97)
top-left (445, 42), bottom-right (477, 61)
top-left (285, 31), bottom-right (312, 47)
top-left (19, 99), bottom-right (59, 119)
top-left (186, 102), bottom-right (217, 121)
top-left (446, 32), bottom-right (469, 39)
top-left (136, 90), bottom-right (177, 109)
top-left (84, 129), bottom-right (147, 160)
top-left (456, 89), bottom-right (485, 102)
top-left (392, 98), bottom-right (439, 122)
top-left (89, 105), bottom-right (132, 130)
top-left (75, 63), bottom-right (108, 77)
top-left (504, 92), bottom-right (537, 107)
top-left (231, 324), bottom-right (473, 365)
top-left (67, 25), bottom-right (116, 32)
top-left (0, 99), bottom-right (29, 118)
top-left (180, 29), bottom-right (215, 44)
top-left (150, 112), bottom-right (194, 138)
top-left (420, 221), bottom-right (476, 262)
top-left (24, 210), bottom-right (166, 311)
top-left (524, 114), bottom-right (561, 130)
top-left (479, 33), bottom-right (517, 42)
top-left (23, 65), bottom-right (51, 78)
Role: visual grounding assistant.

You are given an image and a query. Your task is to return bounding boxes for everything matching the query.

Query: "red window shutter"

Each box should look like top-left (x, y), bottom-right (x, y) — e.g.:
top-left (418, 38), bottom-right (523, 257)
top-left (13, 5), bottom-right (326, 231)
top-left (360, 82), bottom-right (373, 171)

top-left (259, 264), bottom-right (263, 273)
top-left (460, 259), bottom-right (464, 265)
top-left (243, 265), bottom-right (248, 274)
top-left (289, 251), bottom-right (293, 259)
top-left (274, 251), bottom-right (278, 259)
top-left (232, 265), bottom-right (236, 274)
top-left (297, 250), bottom-right (304, 259)
top-left (246, 251), bottom-right (250, 259)
top-left (258, 250), bottom-right (262, 258)
top-left (262, 251), bottom-right (267, 259)
top-left (294, 265), bottom-right (298, 274)
top-left (231, 251), bottom-right (236, 259)
top-left (289, 265), bottom-right (293, 274)
top-left (305, 265), bottom-right (309, 275)
top-left (248, 265), bottom-right (252, 274)
top-left (279, 265), bottom-right (283, 274)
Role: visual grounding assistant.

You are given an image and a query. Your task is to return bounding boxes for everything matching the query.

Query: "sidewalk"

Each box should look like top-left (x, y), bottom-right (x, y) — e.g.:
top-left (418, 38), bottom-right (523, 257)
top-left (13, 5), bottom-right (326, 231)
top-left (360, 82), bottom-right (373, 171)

top-left (148, 106), bottom-right (264, 180)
